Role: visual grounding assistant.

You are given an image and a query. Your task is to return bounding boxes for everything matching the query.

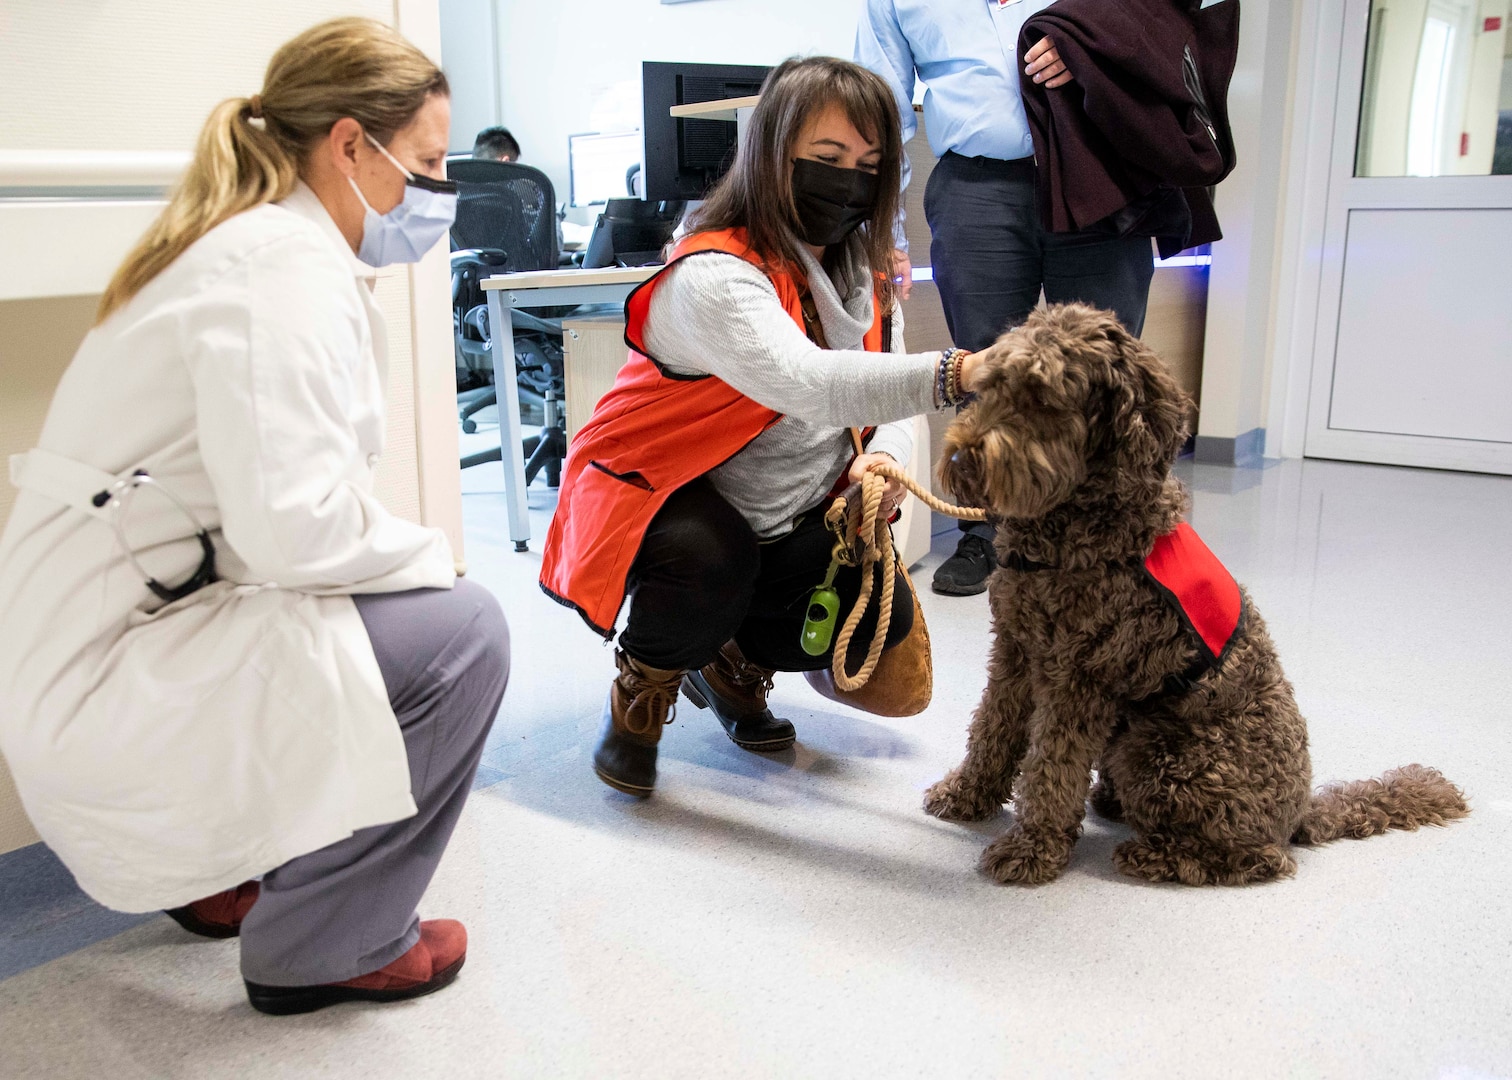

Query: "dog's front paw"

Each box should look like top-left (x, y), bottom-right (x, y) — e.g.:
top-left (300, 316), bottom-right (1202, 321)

top-left (979, 825), bottom-right (1073, 885)
top-left (923, 770), bottom-right (1003, 822)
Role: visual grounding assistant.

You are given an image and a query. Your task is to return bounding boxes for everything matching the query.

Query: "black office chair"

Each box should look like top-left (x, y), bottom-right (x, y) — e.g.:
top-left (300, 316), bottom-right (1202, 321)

top-left (448, 159), bottom-right (569, 488)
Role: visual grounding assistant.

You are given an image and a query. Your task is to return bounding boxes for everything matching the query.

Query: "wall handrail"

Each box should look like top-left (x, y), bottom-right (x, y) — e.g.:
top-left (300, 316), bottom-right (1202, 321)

top-left (0, 150), bottom-right (190, 194)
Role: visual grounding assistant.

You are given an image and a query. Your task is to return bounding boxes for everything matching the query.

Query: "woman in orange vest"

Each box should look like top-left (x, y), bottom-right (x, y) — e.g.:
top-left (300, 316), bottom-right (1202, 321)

top-left (541, 57), bottom-right (985, 796)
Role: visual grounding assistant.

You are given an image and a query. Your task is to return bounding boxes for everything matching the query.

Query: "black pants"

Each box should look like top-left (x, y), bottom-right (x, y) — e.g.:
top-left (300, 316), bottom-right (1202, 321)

top-left (925, 152), bottom-right (1155, 539)
top-left (619, 478), bottom-right (914, 674)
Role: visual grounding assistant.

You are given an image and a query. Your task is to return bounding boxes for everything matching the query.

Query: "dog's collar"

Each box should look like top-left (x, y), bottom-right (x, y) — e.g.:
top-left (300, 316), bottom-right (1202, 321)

top-left (998, 551), bottom-right (1056, 573)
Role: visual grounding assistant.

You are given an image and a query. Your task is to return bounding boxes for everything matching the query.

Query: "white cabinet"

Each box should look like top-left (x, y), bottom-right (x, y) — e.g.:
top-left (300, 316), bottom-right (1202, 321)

top-left (1329, 208), bottom-right (1512, 445)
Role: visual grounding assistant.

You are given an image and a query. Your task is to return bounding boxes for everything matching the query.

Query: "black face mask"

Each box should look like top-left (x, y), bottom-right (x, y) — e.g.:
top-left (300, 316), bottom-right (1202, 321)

top-left (790, 158), bottom-right (879, 247)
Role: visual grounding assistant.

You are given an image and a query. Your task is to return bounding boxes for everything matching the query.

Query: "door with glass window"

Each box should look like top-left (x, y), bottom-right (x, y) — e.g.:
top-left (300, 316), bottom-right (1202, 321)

top-left (1306, 0), bottom-right (1512, 473)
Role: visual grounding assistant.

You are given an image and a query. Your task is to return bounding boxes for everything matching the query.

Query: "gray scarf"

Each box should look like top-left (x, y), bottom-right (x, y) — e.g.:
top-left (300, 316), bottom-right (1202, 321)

top-left (793, 241), bottom-right (875, 352)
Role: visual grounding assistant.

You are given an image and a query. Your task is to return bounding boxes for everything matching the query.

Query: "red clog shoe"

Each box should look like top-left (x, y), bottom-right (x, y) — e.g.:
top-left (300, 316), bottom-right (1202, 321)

top-left (244, 919), bottom-right (468, 1016)
top-left (164, 880), bottom-right (261, 939)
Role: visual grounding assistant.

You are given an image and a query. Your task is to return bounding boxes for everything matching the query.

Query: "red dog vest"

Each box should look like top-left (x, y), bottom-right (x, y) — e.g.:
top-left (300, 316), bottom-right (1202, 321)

top-left (1000, 521), bottom-right (1244, 692)
top-left (1141, 522), bottom-right (1243, 670)
top-left (539, 228), bottom-right (887, 638)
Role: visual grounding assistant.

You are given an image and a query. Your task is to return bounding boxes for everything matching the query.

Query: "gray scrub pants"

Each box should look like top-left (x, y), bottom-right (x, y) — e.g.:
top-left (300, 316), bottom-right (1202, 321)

top-left (238, 579), bottom-right (509, 986)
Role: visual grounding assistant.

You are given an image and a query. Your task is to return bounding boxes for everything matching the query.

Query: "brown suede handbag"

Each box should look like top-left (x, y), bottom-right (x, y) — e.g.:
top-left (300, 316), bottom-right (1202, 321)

top-left (803, 560), bottom-right (934, 717)
top-left (800, 437), bottom-right (934, 718)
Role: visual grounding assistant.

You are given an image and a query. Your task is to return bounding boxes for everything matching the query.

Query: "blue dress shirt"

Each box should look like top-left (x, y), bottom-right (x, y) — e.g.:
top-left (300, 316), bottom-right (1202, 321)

top-left (855, 0), bottom-right (1058, 250)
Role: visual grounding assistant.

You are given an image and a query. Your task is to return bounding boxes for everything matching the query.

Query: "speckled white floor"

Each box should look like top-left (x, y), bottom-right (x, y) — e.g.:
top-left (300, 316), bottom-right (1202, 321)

top-left (1, 456), bottom-right (1509, 1080)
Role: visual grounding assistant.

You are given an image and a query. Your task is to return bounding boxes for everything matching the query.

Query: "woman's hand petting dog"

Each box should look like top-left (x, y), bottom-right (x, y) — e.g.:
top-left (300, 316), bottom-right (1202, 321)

top-left (958, 350), bottom-right (989, 395)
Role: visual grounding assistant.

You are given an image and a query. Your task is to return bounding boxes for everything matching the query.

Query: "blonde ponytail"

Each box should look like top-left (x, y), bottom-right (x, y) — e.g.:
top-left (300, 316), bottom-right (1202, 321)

top-left (97, 98), bottom-right (294, 321)
top-left (96, 17), bottom-right (447, 324)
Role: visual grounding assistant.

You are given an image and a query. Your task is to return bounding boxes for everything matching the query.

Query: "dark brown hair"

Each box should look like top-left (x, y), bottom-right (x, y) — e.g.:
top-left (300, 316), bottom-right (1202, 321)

top-left (684, 56), bottom-right (904, 311)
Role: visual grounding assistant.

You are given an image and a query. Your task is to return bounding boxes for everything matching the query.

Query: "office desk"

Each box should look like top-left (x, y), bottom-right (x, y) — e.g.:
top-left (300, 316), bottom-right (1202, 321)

top-left (480, 265), bottom-right (654, 550)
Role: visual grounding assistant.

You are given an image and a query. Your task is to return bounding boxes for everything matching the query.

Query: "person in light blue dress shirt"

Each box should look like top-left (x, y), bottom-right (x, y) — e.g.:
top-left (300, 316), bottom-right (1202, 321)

top-left (857, 0), bottom-right (1156, 596)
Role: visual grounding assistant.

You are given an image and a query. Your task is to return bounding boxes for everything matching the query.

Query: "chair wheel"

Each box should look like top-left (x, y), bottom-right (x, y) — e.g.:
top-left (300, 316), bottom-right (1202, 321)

top-left (462, 419), bottom-right (477, 434)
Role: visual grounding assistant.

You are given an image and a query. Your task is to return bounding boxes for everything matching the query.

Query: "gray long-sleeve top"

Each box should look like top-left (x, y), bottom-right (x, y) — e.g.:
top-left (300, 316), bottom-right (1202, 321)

top-left (642, 243), bottom-right (943, 538)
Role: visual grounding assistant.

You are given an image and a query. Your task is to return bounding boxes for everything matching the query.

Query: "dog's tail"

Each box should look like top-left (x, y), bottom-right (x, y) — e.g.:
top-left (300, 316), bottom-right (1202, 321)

top-left (1292, 764), bottom-right (1468, 845)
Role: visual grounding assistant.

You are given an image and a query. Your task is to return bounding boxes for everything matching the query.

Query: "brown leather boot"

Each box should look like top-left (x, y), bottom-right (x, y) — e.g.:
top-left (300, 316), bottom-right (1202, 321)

top-left (683, 640), bottom-right (797, 752)
top-left (593, 650), bottom-right (683, 796)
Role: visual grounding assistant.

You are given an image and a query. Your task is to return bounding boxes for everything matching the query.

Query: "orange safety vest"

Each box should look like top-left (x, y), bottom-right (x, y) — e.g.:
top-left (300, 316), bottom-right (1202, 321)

top-left (539, 228), bottom-right (887, 638)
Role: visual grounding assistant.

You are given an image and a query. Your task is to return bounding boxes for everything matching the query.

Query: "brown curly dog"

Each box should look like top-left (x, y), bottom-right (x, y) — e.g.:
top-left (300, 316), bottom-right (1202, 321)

top-left (926, 303), bottom-right (1468, 887)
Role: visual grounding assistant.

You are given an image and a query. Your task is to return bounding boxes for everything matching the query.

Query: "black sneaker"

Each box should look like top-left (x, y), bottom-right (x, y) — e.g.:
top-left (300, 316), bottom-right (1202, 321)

top-left (931, 532), bottom-right (995, 596)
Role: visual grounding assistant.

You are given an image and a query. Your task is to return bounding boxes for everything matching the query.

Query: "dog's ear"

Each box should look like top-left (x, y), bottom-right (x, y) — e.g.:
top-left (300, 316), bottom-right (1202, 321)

top-left (1100, 329), bottom-right (1191, 470)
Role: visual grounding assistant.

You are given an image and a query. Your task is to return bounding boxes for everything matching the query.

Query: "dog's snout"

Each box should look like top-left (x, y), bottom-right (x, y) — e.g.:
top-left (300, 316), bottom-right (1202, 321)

top-left (943, 447), bottom-right (981, 501)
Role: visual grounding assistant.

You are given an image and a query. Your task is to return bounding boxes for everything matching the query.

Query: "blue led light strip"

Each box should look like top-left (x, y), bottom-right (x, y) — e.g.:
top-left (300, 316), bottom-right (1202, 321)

top-left (1153, 255), bottom-right (1214, 268)
top-left (909, 254), bottom-right (1210, 283)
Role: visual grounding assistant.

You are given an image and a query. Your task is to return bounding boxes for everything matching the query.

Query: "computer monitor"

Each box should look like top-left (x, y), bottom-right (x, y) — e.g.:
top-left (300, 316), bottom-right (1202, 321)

top-left (568, 131), bottom-right (643, 207)
top-left (641, 61), bottom-right (771, 202)
top-left (582, 198), bottom-right (685, 269)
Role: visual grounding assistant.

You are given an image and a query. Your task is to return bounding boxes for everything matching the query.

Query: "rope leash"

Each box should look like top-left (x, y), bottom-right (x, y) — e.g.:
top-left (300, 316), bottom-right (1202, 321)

top-left (867, 460), bottom-right (987, 523)
top-left (824, 461), bottom-right (986, 691)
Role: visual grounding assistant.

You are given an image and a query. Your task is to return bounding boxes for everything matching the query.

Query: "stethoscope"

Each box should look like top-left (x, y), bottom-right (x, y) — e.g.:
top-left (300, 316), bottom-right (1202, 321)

top-left (91, 470), bottom-right (218, 603)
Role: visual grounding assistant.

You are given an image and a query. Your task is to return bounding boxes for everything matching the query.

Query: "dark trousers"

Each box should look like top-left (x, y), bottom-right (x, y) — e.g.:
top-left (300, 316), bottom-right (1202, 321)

top-left (619, 478), bottom-right (913, 674)
top-left (239, 581), bottom-right (509, 986)
top-left (925, 152), bottom-right (1155, 538)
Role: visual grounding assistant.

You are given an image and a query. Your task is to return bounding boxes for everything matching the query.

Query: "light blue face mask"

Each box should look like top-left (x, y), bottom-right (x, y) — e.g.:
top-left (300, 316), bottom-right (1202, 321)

top-left (347, 133), bottom-right (458, 267)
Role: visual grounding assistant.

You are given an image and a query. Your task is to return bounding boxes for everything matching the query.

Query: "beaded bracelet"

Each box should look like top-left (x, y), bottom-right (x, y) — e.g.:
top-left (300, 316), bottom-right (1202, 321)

top-left (938, 350), bottom-right (955, 407)
top-left (952, 349), bottom-right (972, 404)
top-left (938, 348), bottom-right (971, 407)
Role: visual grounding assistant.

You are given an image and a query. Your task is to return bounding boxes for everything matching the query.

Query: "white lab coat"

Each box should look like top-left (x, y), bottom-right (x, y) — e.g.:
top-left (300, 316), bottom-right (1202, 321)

top-left (0, 183), bottom-right (455, 913)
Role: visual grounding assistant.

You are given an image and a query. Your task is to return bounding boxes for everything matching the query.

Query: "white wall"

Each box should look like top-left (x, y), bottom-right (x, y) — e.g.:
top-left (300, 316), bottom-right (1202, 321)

top-left (1195, 0), bottom-right (1298, 460)
top-left (465, 0), bottom-right (866, 216)
top-left (439, 0), bottom-right (502, 152)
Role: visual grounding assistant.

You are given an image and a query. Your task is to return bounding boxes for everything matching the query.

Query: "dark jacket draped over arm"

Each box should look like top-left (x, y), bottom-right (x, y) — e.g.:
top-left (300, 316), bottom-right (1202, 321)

top-left (1019, 0), bottom-right (1241, 258)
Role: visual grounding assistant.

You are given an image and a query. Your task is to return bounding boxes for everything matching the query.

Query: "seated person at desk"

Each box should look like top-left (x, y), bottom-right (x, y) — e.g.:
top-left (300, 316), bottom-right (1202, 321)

top-left (472, 124), bottom-right (520, 162)
top-left (540, 56), bottom-right (986, 796)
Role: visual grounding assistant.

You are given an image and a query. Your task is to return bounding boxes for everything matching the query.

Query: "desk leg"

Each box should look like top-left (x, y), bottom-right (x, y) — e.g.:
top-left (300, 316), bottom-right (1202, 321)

top-left (486, 289), bottom-right (532, 551)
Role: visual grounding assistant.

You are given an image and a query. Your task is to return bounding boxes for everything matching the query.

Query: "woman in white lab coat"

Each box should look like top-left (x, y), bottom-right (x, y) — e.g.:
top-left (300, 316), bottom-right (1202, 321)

top-left (0, 18), bottom-right (509, 1015)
